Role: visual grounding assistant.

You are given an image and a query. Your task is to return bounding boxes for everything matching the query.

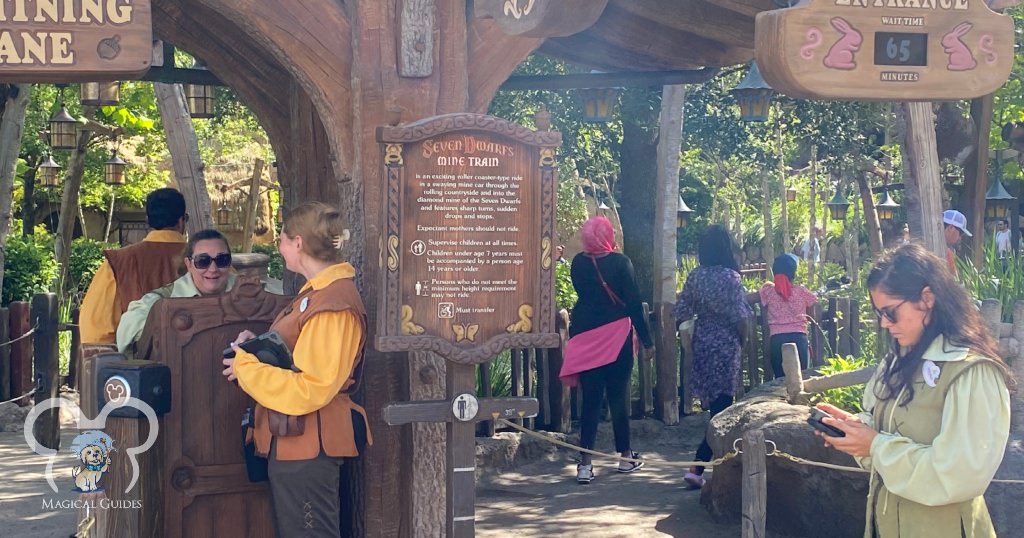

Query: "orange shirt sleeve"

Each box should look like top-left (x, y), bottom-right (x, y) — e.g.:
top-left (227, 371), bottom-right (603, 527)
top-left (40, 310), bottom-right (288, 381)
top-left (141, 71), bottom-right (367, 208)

top-left (234, 310), bottom-right (362, 416)
top-left (79, 261), bottom-right (119, 344)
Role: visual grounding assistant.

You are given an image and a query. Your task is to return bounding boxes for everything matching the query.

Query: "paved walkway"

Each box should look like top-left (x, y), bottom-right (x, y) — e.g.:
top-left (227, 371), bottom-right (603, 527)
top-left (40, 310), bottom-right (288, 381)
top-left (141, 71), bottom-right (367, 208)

top-left (0, 431), bottom-right (79, 538)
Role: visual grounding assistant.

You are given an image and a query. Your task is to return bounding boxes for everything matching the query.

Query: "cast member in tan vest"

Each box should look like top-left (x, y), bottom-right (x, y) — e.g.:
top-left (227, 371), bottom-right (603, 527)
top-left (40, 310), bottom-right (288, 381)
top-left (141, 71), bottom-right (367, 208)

top-left (816, 243), bottom-right (1013, 538)
top-left (79, 188), bottom-right (188, 344)
top-left (222, 202), bottom-right (369, 537)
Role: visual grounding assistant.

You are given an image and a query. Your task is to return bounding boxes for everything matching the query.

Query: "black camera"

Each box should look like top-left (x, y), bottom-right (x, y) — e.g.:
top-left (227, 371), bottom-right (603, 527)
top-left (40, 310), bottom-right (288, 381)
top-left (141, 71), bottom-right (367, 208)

top-left (807, 408), bottom-right (846, 438)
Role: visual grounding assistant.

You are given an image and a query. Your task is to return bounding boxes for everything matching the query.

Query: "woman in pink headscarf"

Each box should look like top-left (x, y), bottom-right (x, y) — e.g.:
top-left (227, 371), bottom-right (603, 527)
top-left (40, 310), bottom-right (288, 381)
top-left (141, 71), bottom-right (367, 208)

top-left (560, 216), bottom-right (654, 484)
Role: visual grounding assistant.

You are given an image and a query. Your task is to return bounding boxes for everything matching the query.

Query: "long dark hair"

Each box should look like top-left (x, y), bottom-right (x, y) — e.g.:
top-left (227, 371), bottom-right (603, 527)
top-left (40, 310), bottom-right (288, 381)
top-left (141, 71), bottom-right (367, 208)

top-left (698, 225), bottom-right (740, 272)
top-left (867, 243), bottom-right (1013, 405)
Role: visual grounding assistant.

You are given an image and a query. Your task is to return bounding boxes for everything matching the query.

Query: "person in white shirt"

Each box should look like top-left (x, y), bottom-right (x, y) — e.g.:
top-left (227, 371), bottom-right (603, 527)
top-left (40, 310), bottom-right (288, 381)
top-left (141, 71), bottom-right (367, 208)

top-left (995, 218), bottom-right (1011, 259)
top-left (800, 226), bottom-right (822, 263)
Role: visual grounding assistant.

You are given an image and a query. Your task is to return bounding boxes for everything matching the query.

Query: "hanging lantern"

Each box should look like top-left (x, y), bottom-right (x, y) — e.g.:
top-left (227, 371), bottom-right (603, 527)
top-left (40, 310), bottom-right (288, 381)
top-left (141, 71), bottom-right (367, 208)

top-left (826, 191), bottom-right (850, 221)
top-left (677, 196), bottom-right (693, 228)
top-left (730, 61), bottom-right (774, 122)
top-left (80, 82), bottom-right (120, 106)
top-left (874, 190), bottom-right (900, 222)
top-left (185, 61), bottom-right (216, 119)
top-left (577, 87), bottom-right (619, 123)
top-left (985, 177), bottom-right (1016, 220)
top-left (48, 95), bottom-right (78, 150)
top-left (104, 150), bottom-right (127, 185)
top-left (216, 201), bottom-right (233, 227)
top-left (39, 155), bottom-right (61, 188)
top-left (786, 185), bottom-right (798, 202)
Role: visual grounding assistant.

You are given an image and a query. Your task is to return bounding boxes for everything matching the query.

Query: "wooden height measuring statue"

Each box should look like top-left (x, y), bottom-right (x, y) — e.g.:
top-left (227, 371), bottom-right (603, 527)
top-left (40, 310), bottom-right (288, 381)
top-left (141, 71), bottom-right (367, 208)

top-left (376, 113), bottom-right (561, 537)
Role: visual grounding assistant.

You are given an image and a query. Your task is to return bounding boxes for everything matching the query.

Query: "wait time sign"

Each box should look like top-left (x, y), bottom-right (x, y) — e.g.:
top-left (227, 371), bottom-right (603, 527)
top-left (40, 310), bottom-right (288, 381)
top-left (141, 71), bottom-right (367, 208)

top-left (755, 0), bottom-right (1014, 100)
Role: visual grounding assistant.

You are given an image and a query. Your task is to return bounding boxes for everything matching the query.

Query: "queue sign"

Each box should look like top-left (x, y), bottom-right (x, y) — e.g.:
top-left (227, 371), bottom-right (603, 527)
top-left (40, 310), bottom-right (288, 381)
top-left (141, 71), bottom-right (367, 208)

top-left (375, 113), bottom-right (562, 363)
top-left (755, 0), bottom-right (1014, 100)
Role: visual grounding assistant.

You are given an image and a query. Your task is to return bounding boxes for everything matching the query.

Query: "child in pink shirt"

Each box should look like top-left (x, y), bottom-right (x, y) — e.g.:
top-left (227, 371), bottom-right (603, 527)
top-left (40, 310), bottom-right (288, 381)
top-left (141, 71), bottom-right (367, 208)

top-left (759, 254), bottom-right (817, 377)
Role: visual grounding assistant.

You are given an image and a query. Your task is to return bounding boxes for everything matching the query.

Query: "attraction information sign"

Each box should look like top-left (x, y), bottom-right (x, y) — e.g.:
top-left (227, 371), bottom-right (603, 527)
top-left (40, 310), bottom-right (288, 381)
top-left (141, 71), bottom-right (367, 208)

top-left (375, 113), bottom-right (562, 363)
top-left (0, 0), bottom-right (152, 82)
top-left (755, 0), bottom-right (1013, 100)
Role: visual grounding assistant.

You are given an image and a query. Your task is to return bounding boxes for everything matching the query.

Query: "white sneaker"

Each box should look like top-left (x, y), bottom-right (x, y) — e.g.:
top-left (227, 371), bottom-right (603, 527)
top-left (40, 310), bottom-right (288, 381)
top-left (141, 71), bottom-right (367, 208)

top-left (683, 472), bottom-right (705, 489)
top-left (576, 463), bottom-right (594, 484)
top-left (617, 451), bottom-right (644, 473)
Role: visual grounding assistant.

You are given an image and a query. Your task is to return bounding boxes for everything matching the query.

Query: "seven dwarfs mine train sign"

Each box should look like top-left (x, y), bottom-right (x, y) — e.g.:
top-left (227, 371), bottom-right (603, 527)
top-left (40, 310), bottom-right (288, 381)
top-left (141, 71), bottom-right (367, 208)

top-left (755, 0), bottom-right (1014, 100)
top-left (0, 0), bottom-right (152, 82)
top-left (376, 113), bottom-right (562, 363)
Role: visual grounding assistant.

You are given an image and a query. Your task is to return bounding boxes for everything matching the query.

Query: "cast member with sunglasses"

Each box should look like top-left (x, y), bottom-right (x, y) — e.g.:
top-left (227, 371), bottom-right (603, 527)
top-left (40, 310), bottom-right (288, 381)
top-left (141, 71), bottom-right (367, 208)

top-left (80, 188), bottom-right (189, 345)
top-left (815, 243), bottom-right (1014, 538)
top-left (222, 202), bottom-right (369, 538)
top-left (116, 229), bottom-right (236, 353)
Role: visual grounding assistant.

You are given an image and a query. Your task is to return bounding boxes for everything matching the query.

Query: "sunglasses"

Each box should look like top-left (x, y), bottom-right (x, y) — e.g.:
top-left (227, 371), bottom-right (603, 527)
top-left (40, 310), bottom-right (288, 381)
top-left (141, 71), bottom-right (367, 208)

top-left (189, 252), bottom-right (232, 270)
top-left (873, 299), bottom-right (908, 324)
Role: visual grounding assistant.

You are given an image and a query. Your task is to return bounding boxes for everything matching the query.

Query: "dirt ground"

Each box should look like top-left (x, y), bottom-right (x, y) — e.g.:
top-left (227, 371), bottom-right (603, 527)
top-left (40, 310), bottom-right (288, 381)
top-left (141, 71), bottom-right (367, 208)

top-left (0, 415), bottom-right (761, 538)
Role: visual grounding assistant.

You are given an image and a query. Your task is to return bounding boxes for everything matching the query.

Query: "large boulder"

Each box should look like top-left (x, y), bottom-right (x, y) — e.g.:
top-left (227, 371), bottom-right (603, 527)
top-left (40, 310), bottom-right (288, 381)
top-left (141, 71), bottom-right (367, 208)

top-left (0, 402), bottom-right (29, 432)
top-left (701, 381), bottom-right (869, 538)
top-left (702, 379), bottom-right (1024, 537)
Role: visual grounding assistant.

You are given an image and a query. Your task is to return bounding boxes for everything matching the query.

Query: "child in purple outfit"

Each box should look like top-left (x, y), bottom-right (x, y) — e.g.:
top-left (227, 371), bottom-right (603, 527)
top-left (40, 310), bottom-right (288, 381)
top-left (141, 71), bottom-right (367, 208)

top-left (759, 254), bottom-right (817, 378)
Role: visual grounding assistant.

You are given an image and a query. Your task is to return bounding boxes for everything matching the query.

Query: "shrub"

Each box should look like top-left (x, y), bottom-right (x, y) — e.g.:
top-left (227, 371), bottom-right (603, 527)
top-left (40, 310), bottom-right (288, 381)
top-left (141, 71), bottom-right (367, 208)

top-left (809, 355), bottom-right (873, 413)
top-left (2, 233), bottom-right (58, 306)
top-left (554, 261), bottom-right (576, 312)
top-left (67, 238), bottom-right (114, 301)
top-left (249, 243), bottom-right (284, 280)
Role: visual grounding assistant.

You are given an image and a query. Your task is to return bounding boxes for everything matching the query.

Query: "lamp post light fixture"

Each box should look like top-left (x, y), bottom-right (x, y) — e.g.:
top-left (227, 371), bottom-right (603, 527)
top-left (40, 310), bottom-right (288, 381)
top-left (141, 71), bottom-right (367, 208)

top-left (874, 190), bottom-right (900, 222)
top-left (826, 190), bottom-right (850, 221)
top-left (39, 155), bottom-right (61, 188)
top-left (577, 87), bottom-right (619, 123)
top-left (786, 185), bottom-right (798, 202)
top-left (985, 177), bottom-right (1016, 220)
top-left (216, 201), bottom-right (233, 227)
top-left (730, 61), bottom-right (774, 122)
top-left (80, 82), bottom-right (120, 106)
top-left (103, 150), bottom-right (127, 186)
top-left (48, 86), bottom-right (78, 150)
top-left (677, 196), bottom-right (693, 228)
top-left (185, 61), bottom-right (216, 119)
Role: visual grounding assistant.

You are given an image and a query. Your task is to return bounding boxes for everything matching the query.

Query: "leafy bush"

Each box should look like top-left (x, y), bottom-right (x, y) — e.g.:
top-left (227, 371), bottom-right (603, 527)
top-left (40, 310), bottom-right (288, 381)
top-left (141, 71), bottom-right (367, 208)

top-left (554, 261), bottom-right (576, 312)
top-left (67, 238), bottom-right (114, 300)
top-left (3, 234), bottom-right (58, 306)
top-left (248, 243), bottom-right (284, 280)
top-left (810, 355), bottom-right (874, 413)
top-left (956, 241), bottom-right (1022, 321)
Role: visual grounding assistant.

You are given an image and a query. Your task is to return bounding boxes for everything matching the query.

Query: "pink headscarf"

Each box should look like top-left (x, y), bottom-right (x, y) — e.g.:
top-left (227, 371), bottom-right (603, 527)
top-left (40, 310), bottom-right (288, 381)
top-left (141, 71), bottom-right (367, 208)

top-left (581, 216), bottom-right (617, 255)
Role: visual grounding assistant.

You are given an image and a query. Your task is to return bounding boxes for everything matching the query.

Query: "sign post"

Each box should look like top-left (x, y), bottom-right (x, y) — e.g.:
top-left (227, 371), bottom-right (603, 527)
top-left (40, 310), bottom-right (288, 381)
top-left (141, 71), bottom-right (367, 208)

top-left (755, 0), bottom-right (1014, 100)
top-left (377, 113), bottom-right (560, 537)
top-left (0, 1), bottom-right (153, 82)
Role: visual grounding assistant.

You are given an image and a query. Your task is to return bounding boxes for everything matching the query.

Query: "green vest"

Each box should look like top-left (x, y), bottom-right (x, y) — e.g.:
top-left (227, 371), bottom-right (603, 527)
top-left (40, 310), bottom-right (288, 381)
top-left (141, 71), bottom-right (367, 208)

top-left (865, 353), bottom-right (999, 538)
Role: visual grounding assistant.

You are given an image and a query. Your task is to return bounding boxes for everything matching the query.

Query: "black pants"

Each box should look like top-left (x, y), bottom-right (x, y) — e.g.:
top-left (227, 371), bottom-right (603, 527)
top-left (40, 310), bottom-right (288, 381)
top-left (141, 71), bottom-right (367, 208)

top-left (694, 393), bottom-right (733, 474)
top-left (268, 442), bottom-right (345, 537)
top-left (769, 332), bottom-right (809, 379)
top-left (579, 335), bottom-right (634, 454)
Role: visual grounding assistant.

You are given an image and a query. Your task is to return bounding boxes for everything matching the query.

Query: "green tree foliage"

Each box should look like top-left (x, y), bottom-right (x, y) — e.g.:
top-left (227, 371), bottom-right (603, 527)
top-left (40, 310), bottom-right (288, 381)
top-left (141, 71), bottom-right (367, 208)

top-left (66, 238), bottom-right (115, 303)
top-left (2, 233), bottom-right (58, 305)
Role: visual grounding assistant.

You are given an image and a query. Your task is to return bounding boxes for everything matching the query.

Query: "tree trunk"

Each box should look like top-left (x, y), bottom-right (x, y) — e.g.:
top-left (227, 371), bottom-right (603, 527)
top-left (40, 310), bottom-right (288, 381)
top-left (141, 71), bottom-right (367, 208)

top-left (808, 152), bottom-right (818, 288)
top-left (54, 126), bottom-right (94, 293)
top-left (761, 173), bottom-right (775, 266)
top-left (653, 85), bottom-right (684, 425)
top-left (964, 94), bottom-right (994, 265)
top-left (241, 159), bottom-right (265, 253)
top-left (778, 127), bottom-right (789, 254)
top-left (619, 90), bottom-right (661, 303)
top-left (0, 84), bottom-right (31, 295)
top-left (899, 102), bottom-right (946, 257)
top-left (22, 166), bottom-right (36, 236)
top-left (104, 191), bottom-right (116, 243)
top-left (154, 82), bottom-right (213, 233)
top-left (854, 170), bottom-right (883, 256)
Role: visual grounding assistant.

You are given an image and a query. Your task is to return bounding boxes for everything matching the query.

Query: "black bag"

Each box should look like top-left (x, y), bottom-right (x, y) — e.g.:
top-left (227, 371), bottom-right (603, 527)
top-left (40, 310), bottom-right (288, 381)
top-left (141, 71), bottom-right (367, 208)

top-left (241, 406), bottom-right (268, 482)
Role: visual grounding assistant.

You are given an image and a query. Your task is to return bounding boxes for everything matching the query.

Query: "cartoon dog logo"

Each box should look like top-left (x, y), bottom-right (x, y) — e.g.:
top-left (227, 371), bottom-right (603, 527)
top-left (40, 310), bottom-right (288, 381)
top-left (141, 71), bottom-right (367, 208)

top-left (70, 431), bottom-right (115, 492)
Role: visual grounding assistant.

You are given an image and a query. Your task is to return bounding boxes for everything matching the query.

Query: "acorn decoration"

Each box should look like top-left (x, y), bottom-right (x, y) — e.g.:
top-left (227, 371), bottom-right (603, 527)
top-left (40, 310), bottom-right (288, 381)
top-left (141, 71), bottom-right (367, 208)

top-left (97, 36), bottom-right (122, 60)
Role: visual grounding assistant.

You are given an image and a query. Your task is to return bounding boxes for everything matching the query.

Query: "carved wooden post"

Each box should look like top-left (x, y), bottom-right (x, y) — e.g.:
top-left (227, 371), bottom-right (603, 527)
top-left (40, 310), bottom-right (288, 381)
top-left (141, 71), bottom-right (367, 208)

top-left (782, 343), bottom-right (803, 404)
top-left (0, 307), bottom-right (8, 401)
top-left (741, 428), bottom-right (767, 538)
top-left (902, 102), bottom-right (946, 258)
top-left (31, 292), bottom-right (60, 450)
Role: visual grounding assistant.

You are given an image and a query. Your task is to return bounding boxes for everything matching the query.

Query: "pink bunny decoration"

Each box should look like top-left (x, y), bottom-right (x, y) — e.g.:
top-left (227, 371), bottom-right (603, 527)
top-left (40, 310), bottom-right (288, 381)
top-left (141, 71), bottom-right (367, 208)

top-left (942, 22), bottom-right (977, 71)
top-left (822, 17), bottom-right (862, 70)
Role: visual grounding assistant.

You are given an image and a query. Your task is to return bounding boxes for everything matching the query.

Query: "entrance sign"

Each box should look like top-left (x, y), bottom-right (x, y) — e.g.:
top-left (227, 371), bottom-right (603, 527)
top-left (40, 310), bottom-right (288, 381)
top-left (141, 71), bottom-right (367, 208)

top-left (755, 0), bottom-right (1013, 100)
top-left (375, 113), bottom-right (562, 363)
top-left (0, 0), bottom-right (152, 82)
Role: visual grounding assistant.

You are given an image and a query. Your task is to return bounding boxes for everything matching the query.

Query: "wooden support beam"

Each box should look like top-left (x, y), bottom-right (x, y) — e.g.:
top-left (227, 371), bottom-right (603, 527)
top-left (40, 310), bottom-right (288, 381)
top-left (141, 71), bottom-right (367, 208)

top-left (155, 82), bottom-right (214, 232)
top-left (32, 293), bottom-right (60, 451)
top-left (400, 0), bottom-right (435, 77)
top-left (241, 159), bottom-right (265, 253)
top-left (965, 94), bottom-right (994, 265)
top-left (901, 102), bottom-right (946, 258)
top-left (741, 429), bottom-right (767, 538)
top-left (500, 68), bottom-right (718, 91)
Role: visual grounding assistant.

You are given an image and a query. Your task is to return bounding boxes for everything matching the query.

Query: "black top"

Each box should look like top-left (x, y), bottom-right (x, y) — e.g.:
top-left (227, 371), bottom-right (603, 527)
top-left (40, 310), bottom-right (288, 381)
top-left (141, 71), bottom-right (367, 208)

top-left (568, 251), bottom-right (653, 347)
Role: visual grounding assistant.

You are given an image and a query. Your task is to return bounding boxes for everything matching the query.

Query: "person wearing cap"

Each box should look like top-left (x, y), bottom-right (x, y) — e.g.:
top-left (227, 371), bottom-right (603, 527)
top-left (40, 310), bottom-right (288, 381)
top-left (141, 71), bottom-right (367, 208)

top-left (942, 209), bottom-right (972, 275)
top-left (759, 254), bottom-right (818, 378)
top-left (79, 188), bottom-right (189, 344)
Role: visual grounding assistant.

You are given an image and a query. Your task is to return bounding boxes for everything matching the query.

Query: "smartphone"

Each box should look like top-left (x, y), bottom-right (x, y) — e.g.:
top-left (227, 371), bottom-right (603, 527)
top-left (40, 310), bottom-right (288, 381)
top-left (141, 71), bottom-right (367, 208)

top-left (807, 408), bottom-right (846, 438)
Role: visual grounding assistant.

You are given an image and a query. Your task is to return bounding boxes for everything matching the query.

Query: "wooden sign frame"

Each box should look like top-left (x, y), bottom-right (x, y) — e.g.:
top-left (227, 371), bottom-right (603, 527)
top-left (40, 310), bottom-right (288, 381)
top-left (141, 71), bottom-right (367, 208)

top-left (0, 0), bottom-right (153, 83)
top-left (375, 113), bottom-right (562, 364)
top-left (755, 0), bottom-right (1014, 100)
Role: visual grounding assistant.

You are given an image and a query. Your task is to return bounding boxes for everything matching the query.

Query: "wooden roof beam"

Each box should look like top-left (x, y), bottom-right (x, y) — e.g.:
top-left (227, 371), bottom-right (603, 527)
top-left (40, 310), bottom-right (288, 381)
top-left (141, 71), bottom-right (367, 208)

top-left (615, 0), bottom-right (755, 49)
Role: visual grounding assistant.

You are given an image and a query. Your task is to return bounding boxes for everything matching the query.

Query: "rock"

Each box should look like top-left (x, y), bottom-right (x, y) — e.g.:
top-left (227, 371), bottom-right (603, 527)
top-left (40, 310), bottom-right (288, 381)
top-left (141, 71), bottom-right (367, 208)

top-left (700, 380), bottom-right (868, 538)
top-left (0, 402), bottom-right (29, 432)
